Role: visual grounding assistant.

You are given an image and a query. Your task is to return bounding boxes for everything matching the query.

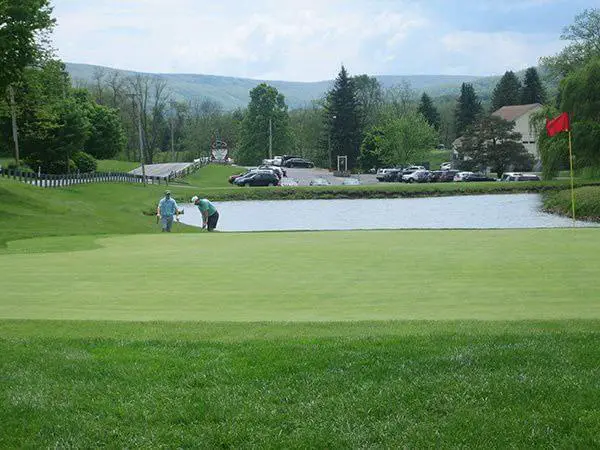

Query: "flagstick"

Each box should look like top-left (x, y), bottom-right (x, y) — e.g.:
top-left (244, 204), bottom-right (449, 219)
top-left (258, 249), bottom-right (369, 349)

top-left (568, 129), bottom-right (576, 225)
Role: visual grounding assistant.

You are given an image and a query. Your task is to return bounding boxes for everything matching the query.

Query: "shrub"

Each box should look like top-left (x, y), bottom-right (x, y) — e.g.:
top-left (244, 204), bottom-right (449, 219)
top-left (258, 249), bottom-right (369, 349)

top-left (72, 152), bottom-right (98, 173)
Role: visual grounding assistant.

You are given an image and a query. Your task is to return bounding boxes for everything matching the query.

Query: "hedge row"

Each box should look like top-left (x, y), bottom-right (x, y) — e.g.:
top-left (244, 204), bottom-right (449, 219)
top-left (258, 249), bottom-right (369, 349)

top-left (195, 180), bottom-right (600, 202)
top-left (543, 186), bottom-right (600, 222)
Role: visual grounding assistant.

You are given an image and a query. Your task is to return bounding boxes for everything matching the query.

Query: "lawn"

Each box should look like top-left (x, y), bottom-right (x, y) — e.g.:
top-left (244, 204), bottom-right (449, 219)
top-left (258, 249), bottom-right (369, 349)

top-left (2, 176), bottom-right (600, 446)
top-left (1, 229), bottom-right (599, 321)
top-left (96, 159), bottom-right (141, 173)
top-left (1, 320), bottom-right (599, 448)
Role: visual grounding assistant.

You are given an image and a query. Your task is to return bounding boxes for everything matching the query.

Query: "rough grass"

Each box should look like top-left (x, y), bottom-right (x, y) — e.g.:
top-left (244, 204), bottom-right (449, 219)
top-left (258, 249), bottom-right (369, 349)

top-left (0, 178), bottom-right (196, 250)
top-left (183, 164), bottom-right (249, 188)
top-left (543, 186), bottom-right (600, 221)
top-left (1, 320), bottom-right (599, 448)
top-left (96, 159), bottom-right (141, 173)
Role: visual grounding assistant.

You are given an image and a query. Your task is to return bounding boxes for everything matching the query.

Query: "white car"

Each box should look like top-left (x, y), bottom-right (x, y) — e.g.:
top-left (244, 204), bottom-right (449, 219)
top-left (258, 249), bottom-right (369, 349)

top-left (453, 171), bottom-right (474, 182)
top-left (402, 170), bottom-right (430, 183)
top-left (440, 162), bottom-right (452, 170)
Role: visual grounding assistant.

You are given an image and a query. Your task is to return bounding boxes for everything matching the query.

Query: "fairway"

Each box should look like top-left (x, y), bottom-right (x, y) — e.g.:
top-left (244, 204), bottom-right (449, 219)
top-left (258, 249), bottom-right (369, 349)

top-left (1, 228), bottom-right (599, 321)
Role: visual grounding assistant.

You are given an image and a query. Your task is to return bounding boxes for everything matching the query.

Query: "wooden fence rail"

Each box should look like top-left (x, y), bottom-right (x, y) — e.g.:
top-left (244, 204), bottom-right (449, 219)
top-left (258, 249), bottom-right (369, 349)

top-left (0, 168), bottom-right (170, 188)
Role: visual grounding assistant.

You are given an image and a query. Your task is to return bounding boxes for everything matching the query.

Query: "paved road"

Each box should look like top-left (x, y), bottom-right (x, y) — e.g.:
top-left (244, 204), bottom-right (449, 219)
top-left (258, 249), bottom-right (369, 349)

top-left (281, 167), bottom-right (379, 186)
top-left (130, 163), bottom-right (194, 177)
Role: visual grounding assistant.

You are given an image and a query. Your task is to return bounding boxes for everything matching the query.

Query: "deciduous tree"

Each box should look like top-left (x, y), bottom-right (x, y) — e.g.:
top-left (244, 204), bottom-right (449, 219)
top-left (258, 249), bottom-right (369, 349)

top-left (238, 83), bottom-right (291, 165)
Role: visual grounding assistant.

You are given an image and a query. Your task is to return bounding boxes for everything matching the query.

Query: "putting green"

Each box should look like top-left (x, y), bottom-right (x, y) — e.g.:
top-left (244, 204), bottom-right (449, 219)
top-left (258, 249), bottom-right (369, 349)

top-left (1, 229), bottom-right (599, 321)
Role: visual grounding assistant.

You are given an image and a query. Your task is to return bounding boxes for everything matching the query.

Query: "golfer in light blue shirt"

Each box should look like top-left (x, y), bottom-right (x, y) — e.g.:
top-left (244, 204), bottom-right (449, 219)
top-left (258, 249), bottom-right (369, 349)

top-left (157, 191), bottom-right (179, 232)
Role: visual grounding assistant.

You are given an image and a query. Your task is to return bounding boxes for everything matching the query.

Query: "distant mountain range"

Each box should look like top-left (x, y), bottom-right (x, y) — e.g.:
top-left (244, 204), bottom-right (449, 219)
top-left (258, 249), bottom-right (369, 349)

top-left (66, 62), bottom-right (511, 110)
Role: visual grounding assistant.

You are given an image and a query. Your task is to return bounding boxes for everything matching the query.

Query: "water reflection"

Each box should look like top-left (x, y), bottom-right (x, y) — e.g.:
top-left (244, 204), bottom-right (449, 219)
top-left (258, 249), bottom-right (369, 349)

top-left (180, 194), bottom-right (598, 232)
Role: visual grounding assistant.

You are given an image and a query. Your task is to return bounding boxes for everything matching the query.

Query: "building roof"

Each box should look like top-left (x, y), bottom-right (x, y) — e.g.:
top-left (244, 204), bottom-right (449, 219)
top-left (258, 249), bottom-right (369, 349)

top-left (492, 103), bottom-right (542, 122)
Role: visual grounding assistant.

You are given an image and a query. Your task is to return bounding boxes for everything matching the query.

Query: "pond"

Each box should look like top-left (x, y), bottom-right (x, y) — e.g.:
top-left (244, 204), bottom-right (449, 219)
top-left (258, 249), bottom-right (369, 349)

top-left (179, 194), bottom-right (598, 232)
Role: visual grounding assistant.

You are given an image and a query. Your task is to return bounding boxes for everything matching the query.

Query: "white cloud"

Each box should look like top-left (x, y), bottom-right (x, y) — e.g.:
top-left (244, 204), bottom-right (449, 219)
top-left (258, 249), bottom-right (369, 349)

top-left (49, 0), bottom-right (574, 80)
top-left (440, 31), bottom-right (564, 75)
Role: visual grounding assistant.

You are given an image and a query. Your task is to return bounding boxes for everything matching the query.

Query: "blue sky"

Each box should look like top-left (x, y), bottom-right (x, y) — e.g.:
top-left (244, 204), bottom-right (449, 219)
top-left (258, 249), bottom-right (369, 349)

top-left (50, 0), bottom-right (596, 81)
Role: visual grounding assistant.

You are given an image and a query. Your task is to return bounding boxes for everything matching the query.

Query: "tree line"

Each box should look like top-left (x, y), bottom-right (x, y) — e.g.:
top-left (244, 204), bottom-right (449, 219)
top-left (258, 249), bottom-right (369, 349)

top-left (1, 1), bottom-right (598, 179)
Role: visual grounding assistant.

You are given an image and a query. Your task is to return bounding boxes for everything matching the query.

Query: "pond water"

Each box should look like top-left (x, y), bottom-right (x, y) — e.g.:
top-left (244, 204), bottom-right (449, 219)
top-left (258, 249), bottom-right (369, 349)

top-left (179, 194), bottom-right (598, 232)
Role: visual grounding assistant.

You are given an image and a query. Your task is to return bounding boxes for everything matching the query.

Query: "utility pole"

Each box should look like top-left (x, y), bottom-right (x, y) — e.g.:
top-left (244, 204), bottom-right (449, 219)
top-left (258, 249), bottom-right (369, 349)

top-left (268, 117), bottom-right (273, 159)
top-left (8, 85), bottom-right (20, 166)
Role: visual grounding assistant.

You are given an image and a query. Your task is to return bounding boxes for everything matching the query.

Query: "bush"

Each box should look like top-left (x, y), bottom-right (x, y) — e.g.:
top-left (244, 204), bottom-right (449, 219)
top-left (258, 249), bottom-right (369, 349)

top-left (72, 152), bottom-right (97, 173)
top-left (543, 186), bottom-right (600, 221)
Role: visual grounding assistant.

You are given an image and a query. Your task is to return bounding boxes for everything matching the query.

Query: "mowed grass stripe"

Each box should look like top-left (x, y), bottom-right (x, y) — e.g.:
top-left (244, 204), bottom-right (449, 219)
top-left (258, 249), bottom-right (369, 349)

top-left (1, 320), bottom-right (599, 448)
top-left (1, 228), bottom-right (599, 321)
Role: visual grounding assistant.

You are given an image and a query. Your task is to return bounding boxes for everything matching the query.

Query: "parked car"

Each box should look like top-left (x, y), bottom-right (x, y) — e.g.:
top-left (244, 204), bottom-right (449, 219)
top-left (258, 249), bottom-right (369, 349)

top-left (233, 171), bottom-right (280, 187)
top-left (462, 173), bottom-right (496, 182)
top-left (402, 170), bottom-right (430, 183)
top-left (437, 170), bottom-right (459, 182)
top-left (381, 169), bottom-right (403, 182)
top-left (440, 162), bottom-right (452, 170)
top-left (283, 157), bottom-right (315, 168)
top-left (309, 178), bottom-right (331, 186)
top-left (342, 178), bottom-right (361, 185)
top-left (258, 165), bottom-right (286, 179)
top-left (453, 171), bottom-right (474, 182)
top-left (376, 168), bottom-right (396, 181)
top-left (280, 155), bottom-right (302, 165)
top-left (428, 171), bottom-right (445, 182)
top-left (500, 172), bottom-right (541, 182)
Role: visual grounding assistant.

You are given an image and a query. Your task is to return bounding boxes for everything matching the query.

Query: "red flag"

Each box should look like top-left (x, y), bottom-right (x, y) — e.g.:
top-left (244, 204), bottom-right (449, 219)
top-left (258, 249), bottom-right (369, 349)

top-left (546, 112), bottom-right (570, 137)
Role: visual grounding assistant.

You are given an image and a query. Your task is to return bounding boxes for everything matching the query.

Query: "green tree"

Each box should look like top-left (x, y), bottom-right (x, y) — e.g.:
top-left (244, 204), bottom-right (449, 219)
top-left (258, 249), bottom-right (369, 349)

top-left (0, 0), bottom-right (55, 91)
top-left (377, 111), bottom-right (437, 167)
top-left (560, 57), bottom-right (600, 171)
top-left (289, 102), bottom-right (327, 167)
top-left (455, 83), bottom-right (482, 135)
top-left (352, 74), bottom-right (383, 131)
top-left (22, 97), bottom-right (91, 173)
top-left (541, 8), bottom-right (600, 77)
top-left (529, 106), bottom-right (568, 180)
top-left (358, 127), bottom-right (385, 171)
top-left (84, 102), bottom-right (127, 159)
top-left (491, 71), bottom-right (522, 111)
top-left (325, 66), bottom-right (360, 170)
top-left (520, 67), bottom-right (547, 105)
top-left (238, 83), bottom-right (291, 165)
top-left (459, 115), bottom-right (534, 177)
top-left (418, 93), bottom-right (441, 130)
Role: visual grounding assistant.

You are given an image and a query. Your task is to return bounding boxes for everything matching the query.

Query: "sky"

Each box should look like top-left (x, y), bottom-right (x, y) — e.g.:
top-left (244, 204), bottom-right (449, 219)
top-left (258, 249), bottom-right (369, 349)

top-left (50, 0), bottom-right (596, 82)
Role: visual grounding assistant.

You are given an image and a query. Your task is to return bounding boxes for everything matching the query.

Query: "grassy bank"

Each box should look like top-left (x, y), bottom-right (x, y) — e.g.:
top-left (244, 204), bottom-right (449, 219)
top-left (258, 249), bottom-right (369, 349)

top-left (543, 186), bottom-right (600, 222)
top-left (1, 320), bottom-right (598, 448)
top-left (0, 179), bottom-right (197, 250)
top-left (96, 159), bottom-right (141, 173)
top-left (195, 179), bottom-right (600, 202)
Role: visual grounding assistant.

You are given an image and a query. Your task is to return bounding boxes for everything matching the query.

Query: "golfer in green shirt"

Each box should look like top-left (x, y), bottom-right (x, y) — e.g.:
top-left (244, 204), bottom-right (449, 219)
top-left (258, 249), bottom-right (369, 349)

top-left (191, 196), bottom-right (219, 231)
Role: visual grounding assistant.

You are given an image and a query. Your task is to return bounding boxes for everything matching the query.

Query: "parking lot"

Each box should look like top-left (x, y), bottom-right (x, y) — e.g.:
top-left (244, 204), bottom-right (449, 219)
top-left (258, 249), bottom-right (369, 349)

top-left (282, 167), bottom-right (379, 186)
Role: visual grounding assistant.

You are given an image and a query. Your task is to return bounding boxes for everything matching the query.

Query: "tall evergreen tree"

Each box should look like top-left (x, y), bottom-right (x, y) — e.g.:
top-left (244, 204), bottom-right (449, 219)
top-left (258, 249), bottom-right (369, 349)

top-left (417, 93), bottom-right (441, 130)
top-left (324, 66), bottom-right (360, 170)
top-left (491, 71), bottom-right (522, 111)
top-left (455, 83), bottom-right (482, 135)
top-left (520, 67), bottom-right (547, 105)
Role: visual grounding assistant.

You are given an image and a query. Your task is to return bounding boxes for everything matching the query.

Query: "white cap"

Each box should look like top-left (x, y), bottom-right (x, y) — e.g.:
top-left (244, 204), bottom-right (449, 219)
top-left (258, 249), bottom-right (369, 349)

top-left (191, 196), bottom-right (199, 203)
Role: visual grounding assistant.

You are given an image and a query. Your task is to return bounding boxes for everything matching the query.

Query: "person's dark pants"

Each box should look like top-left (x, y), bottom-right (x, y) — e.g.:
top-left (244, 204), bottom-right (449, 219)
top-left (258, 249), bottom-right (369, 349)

top-left (207, 211), bottom-right (219, 231)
